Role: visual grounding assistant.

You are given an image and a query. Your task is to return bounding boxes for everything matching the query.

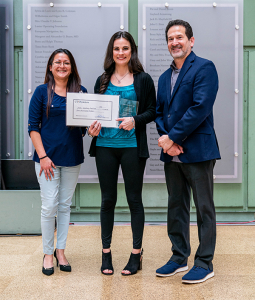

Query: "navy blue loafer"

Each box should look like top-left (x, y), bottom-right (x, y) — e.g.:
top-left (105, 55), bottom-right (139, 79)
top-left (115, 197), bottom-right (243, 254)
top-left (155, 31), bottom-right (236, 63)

top-left (182, 266), bottom-right (214, 284)
top-left (156, 260), bottom-right (188, 277)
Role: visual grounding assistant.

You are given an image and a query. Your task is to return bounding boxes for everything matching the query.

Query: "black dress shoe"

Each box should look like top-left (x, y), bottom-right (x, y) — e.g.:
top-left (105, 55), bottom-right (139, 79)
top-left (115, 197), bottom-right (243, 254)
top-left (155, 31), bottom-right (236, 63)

top-left (54, 249), bottom-right (71, 272)
top-left (122, 249), bottom-right (143, 276)
top-left (101, 250), bottom-right (114, 275)
top-left (42, 255), bottom-right (54, 276)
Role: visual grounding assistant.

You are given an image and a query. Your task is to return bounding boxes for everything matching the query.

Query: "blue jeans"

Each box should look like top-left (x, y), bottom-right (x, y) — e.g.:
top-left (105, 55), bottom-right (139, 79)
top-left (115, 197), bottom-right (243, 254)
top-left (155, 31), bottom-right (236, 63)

top-left (35, 163), bottom-right (81, 254)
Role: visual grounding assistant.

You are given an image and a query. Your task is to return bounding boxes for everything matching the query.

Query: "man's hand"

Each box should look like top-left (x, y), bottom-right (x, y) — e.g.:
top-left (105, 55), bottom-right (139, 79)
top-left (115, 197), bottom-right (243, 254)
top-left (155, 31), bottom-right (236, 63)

top-left (158, 135), bottom-right (174, 153)
top-left (167, 143), bottom-right (184, 156)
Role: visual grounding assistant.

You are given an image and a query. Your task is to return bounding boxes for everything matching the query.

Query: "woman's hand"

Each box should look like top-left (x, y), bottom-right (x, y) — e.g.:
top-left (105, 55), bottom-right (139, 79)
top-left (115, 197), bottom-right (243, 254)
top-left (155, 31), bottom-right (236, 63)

top-left (88, 120), bottom-right (101, 137)
top-left (39, 156), bottom-right (56, 180)
top-left (116, 117), bottom-right (135, 131)
top-left (30, 131), bottom-right (56, 180)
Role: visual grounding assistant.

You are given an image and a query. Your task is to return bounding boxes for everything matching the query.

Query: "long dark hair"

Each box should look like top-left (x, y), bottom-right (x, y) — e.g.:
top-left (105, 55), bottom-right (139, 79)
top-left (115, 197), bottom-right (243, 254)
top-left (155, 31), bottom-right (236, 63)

top-left (99, 31), bottom-right (144, 94)
top-left (44, 48), bottom-right (81, 117)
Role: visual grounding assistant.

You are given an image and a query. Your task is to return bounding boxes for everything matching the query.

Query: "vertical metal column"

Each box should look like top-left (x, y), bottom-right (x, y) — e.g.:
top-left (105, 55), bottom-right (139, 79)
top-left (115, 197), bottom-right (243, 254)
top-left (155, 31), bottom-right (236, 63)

top-left (0, 21), bottom-right (1, 189)
top-left (0, 7), bottom-right (6, 189)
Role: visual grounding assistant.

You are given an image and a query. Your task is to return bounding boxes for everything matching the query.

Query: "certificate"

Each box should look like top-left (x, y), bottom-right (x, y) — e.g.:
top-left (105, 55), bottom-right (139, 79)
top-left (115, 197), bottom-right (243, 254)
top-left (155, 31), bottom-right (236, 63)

top-left (66, 93), bottom-right (120, 128)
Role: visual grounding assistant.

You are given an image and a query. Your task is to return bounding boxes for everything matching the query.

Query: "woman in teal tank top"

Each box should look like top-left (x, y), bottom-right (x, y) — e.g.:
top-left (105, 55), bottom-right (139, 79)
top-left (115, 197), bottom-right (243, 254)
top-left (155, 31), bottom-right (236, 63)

top-left (89, 31), bottom-right (156, 276)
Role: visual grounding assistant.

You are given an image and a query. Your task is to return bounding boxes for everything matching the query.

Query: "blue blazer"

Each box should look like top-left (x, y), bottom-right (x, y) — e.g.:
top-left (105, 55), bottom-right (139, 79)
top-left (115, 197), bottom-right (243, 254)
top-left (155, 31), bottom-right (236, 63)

top-left (155, 51), bottom-right (221, 163)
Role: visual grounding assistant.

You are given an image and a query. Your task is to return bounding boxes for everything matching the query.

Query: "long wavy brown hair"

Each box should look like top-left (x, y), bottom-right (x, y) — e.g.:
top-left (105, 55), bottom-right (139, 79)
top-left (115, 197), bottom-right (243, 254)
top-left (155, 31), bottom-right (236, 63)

top-left (44, 48), bottom-right (81, 117)
top-left (99, 31), bottom-right (144, 94)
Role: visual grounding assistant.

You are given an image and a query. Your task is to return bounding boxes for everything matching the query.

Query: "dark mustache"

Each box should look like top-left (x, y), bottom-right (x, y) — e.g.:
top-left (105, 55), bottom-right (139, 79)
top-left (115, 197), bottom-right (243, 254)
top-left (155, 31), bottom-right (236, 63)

top-left (171, 45), bottom-right (182, 50)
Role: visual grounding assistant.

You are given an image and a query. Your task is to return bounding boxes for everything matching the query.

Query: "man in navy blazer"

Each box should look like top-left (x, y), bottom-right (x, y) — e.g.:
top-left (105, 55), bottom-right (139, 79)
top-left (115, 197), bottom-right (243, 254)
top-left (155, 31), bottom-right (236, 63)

top-left (155, 19), bottom-right (220, 284)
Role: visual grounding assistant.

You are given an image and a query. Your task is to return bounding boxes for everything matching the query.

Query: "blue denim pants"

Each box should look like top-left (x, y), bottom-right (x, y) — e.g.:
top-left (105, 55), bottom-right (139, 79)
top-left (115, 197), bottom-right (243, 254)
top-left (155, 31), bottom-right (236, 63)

top-left (35, 163), bottom-right (81, 254)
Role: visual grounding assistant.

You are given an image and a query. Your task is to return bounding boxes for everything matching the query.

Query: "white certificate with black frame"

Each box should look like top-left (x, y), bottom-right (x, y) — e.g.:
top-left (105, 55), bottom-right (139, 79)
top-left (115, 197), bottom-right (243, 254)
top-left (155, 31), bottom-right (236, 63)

top-left (66, 93), bottom-right (120, 128)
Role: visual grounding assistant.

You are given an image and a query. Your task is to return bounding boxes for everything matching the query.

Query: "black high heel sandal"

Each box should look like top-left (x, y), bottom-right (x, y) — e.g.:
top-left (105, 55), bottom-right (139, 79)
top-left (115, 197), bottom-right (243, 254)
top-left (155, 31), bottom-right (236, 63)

top-left (122, 249), bottom-right (143, 276)
top-left (42, 255), bottom-right (54, 276)
top-left (54, 249), bottom-right (71, 272)
top-left (101, 250), bottom-right (114, 275)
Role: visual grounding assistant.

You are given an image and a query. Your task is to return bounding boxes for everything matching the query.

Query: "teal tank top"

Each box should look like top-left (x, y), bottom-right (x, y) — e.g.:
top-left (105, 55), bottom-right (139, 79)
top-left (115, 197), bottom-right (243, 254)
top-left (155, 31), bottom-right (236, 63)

top-left (96, 82), bottom-right (137, 148)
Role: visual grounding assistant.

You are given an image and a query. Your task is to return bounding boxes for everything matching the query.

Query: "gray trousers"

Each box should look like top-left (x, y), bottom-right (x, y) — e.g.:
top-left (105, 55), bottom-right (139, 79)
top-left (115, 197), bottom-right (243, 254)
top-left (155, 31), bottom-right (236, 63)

top-left (164, 159), bottom-right (216, 270)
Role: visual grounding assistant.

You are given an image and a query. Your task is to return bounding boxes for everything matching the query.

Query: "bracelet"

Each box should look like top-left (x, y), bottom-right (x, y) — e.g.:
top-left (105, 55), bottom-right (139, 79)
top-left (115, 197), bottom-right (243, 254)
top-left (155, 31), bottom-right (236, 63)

top-left (39, 155), bottom-right (47, 160)
top-left (131, 117), bottom-right (135, 128)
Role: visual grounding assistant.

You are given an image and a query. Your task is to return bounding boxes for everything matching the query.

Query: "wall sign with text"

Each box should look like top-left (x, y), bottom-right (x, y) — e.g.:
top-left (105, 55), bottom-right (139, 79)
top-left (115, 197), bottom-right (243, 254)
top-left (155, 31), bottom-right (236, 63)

top-left (138, 0), bottom-right (243, 183)
top-left (23, 0), bottom-right (128, 182)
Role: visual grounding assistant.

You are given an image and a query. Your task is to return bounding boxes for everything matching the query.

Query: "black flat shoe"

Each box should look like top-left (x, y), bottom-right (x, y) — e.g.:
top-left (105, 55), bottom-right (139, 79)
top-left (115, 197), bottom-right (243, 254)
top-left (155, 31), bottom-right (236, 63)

top-left (54, 249), bottom-right (71, 272)
top-left (42, 255), bottom-right (54, 276)
top-left (122, 249), bottom-right (143, 276)
top-left (101, 250), bottom-right (114, 275)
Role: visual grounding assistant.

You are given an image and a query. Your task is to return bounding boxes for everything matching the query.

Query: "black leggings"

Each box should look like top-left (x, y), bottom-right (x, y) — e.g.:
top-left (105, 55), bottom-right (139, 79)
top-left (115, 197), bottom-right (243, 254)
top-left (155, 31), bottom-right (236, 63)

top-left (95, 147), bottom-right (146, 249)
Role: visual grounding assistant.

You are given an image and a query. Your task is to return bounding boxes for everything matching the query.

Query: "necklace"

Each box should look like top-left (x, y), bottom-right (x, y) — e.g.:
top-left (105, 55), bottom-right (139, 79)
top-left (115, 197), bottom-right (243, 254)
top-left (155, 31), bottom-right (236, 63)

top-left (114, 71), bottom-right (129, 84)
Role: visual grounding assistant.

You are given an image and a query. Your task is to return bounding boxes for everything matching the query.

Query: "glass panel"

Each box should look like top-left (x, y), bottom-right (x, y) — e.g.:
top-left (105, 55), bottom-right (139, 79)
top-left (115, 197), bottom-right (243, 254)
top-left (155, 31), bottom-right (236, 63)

top-left (119, 98), bottom-right (138, 117)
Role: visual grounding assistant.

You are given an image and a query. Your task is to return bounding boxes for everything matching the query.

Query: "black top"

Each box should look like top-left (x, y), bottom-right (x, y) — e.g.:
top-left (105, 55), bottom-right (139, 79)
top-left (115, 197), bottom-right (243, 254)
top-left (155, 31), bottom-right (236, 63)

top-left (89, 72), bottom-right (156, 158)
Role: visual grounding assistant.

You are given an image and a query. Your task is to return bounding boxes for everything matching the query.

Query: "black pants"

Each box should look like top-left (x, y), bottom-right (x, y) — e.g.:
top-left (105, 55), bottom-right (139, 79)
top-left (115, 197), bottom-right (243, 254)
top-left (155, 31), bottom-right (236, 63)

top-left (96, 147), bottom-right (146, 249)
top-left (164, 160), bottom-right (216, 270)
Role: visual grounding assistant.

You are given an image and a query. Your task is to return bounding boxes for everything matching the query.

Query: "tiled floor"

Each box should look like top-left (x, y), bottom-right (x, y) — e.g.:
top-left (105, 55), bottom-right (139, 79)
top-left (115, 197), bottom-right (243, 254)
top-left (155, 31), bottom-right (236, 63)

top-left (1, 225), bottom-right (255, 300)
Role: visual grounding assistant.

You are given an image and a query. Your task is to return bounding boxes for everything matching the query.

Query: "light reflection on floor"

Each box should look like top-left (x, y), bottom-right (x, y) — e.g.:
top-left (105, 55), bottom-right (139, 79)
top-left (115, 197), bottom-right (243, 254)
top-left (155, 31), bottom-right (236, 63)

top-left (0, 225), bottom-right (255, 299)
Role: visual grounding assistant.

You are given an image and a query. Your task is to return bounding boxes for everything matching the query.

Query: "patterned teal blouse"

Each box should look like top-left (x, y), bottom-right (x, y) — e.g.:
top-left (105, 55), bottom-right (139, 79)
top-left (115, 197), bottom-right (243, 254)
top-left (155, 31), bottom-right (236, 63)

top-left (96, 82), bottom-right (137, 148)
